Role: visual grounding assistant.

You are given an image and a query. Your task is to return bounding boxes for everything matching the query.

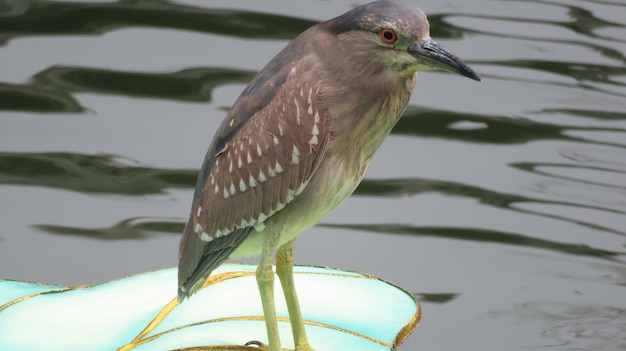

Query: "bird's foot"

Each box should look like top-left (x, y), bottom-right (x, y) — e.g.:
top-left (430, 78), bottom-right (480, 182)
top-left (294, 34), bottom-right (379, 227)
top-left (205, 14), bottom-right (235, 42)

top-left (244, 340), bottom-right (315, 351)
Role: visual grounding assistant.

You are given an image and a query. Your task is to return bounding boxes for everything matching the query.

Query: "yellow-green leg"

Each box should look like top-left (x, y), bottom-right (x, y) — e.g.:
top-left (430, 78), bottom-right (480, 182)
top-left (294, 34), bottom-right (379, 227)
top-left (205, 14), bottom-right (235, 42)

top-left (276, 239), bottom-right (315, 351)
top-left (256, 232), bottom-right (282, 351)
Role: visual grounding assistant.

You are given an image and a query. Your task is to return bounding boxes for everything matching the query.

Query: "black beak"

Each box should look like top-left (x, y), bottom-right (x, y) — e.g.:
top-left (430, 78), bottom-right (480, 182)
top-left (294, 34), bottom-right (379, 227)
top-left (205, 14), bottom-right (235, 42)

top-left (408, 38), bottom-right (481, 82)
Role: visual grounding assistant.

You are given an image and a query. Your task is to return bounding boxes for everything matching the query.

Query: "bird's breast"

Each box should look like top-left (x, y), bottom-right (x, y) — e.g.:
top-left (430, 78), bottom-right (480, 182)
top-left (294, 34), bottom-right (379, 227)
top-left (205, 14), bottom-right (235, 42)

top-left (230, 76), bottom-right (414, 258)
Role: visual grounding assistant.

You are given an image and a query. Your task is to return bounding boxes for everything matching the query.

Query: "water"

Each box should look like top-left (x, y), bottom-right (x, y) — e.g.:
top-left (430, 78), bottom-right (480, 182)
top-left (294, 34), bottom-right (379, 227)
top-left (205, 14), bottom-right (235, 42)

top-left (1, 0), bottom-right (625, 350)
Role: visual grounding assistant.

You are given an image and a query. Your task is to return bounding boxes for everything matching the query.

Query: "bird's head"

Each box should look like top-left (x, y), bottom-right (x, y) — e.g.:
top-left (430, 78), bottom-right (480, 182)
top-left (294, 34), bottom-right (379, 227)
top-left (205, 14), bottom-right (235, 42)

top-left (322, 0), bottom-right (480, 82)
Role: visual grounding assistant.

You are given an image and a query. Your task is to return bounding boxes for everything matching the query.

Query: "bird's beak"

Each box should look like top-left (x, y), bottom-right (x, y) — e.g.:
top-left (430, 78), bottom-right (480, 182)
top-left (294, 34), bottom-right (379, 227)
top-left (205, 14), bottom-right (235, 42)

top-left (408, 38), bottom-right (481, 82)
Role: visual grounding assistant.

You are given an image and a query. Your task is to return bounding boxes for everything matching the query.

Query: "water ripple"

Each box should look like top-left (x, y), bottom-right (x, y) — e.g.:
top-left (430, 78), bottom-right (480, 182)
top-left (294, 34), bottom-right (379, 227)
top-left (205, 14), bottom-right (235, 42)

top-left (0, 0), bottom-right (316, 45)
top-left (33, 65), bottom-right (255, 103)
top-left (0, 152), bottom-right (195, 194)
top-left (320, 223), bottom-right (624, 261)
top-left (394, 106), bottom-right (626, 147)
top-left (492, 302), bottom-right (626, 350)
top-left (34, 217), bottom-right (183, 240)
top-left (0, 82), bottom-right (83, 112)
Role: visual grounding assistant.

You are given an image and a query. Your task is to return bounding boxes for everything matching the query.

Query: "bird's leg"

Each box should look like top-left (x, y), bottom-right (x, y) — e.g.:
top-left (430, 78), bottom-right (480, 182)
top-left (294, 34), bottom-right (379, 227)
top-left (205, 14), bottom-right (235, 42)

top-left (256, 232), bottom-right (282, 351)
top-left (276, 239), bottom-right (315, 351)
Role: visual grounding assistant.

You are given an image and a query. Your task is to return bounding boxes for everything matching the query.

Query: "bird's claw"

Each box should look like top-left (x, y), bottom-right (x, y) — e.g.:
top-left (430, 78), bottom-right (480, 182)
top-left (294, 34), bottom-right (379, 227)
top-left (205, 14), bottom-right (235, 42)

top-left (244, 340), bottom-right (265, 348)
top-left (244, 340), bottom-right (313, 351)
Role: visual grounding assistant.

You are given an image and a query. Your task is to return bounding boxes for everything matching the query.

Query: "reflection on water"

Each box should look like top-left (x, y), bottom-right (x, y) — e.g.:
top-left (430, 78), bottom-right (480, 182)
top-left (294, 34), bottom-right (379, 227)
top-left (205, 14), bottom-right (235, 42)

top-left (0, 82), bottom-right (83, 113)
top-left (415, 292), bottom-right (459, 304)
top-left (0, 66), bottom-right (255, 113)
top-left (1, 0), bottom-right (625, 350)
top-left (0, 0), bottom-right (315, 42)
top-left (34, 216), bottom-right (183, 240)
top-left (0, 152), bottom-right (195, 194)
top-left (33, 66), bottom-right (256, 103)
top-left (322, 222), bottom-right (622, 260)
top-left (396, 105), bottom-right (617, 144)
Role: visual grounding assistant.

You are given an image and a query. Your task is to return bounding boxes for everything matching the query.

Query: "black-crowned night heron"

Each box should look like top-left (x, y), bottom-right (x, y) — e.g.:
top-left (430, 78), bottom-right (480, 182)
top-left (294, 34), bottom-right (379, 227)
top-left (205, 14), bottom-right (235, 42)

top-left (178, 0), bottom-right (480, 350)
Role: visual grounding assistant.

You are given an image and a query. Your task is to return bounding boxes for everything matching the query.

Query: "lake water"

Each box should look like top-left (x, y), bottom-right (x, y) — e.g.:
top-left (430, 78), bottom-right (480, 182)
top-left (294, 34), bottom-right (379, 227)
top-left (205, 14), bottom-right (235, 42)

top-left (1, 0), bottom-right (625, 350)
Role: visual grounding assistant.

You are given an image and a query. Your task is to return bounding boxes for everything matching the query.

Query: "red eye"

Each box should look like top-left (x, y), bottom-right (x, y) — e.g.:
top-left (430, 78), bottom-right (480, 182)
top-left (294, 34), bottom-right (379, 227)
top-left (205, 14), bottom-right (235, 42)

top-left (379, 28), bottom-right (397, 43)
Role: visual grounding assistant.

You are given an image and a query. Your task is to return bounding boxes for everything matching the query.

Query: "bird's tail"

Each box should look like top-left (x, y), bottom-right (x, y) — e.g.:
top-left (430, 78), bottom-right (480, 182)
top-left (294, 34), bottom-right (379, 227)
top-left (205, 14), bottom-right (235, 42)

top-left (177, 219), bottom-right (206, 303)
top-left (177, 219), bottom-right (254, 303)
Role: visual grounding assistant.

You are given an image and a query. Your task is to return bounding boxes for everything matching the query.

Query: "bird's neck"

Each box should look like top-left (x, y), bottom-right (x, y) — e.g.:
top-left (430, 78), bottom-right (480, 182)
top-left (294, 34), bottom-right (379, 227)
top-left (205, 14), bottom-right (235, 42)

top-left (323, 73), bottom-right (416, 157)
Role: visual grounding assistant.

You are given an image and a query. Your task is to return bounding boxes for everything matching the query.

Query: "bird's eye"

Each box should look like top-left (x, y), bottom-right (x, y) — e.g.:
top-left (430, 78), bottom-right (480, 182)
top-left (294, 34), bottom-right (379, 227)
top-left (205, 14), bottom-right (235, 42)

top-left (379, 28), bottom-right (398, 44)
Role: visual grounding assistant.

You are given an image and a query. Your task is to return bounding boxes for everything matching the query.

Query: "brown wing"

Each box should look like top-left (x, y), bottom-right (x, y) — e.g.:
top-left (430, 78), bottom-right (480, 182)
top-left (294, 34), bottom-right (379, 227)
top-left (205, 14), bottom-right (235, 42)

top-left (178, 57), bottom-right (329, 299)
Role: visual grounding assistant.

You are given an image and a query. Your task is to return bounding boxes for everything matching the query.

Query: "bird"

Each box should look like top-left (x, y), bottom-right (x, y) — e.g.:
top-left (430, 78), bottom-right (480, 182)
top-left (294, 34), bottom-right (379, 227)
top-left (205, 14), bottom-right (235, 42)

top-left (177, 0), bottom-right (480, 350)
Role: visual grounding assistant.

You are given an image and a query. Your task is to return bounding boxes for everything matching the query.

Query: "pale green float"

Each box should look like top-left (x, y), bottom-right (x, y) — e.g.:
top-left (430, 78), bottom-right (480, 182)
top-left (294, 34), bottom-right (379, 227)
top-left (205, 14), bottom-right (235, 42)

top-left (0, 264), bottom-right (420, 350)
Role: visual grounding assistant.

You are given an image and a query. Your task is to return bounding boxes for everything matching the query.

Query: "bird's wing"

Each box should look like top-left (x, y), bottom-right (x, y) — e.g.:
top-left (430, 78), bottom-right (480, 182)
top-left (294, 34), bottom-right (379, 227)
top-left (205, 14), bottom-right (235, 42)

top-left (178, 56), bottom-right (329, 298)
